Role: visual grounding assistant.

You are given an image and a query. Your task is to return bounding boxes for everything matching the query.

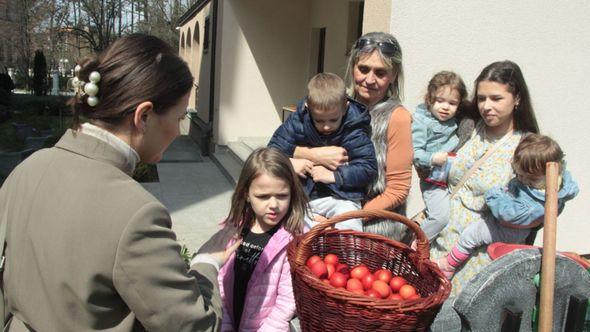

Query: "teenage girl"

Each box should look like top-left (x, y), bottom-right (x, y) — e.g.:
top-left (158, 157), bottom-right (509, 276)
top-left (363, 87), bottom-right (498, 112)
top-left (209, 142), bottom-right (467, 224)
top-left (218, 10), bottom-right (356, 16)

top-left (436, 134), bottom-right (579, 278)
top-left (218, 148), bottom-right (309, 331)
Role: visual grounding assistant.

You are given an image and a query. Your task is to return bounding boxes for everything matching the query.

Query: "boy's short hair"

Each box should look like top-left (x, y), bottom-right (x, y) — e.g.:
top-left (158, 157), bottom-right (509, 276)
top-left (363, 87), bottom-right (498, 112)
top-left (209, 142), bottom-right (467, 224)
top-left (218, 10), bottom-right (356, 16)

top-left (512, 134), bottom-right (564, 185)
top-left (307, 72), bottom-right (347, 111)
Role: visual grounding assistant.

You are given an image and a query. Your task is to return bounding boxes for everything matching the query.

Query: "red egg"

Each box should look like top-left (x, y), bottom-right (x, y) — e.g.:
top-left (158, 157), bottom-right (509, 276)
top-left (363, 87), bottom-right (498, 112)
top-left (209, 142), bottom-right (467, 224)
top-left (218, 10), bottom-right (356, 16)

top-left (329, 272), bottom-right (348, 288)
top-left (374, 269), bottom-right (393, 284)
top-left (336, 263), bottom-right (350, 276)
top-left (361, 273), bottom-right (376, 291)
top-left (310, 261), bottom-right (328, 279)
top-left (399, 284), bottom-right (417, 299)
top-left (326, 263), bottom-right (335, 278)
top-left (371, 280), bottom-right (391, 298)
top-left (324, 254), bottom-right (339, 266)
top-left (350, 265), bottom-right (370, 280)
top-left (365, 289), bottom-right (381, 299)
top-left (306, 255), bottom-right (322, 268)
top-left (351, 288), bottom-right (365, 295)
top-left (346, 278), bottom-right (363, 292)
top-left (389, 276), bottom-right (408, 292)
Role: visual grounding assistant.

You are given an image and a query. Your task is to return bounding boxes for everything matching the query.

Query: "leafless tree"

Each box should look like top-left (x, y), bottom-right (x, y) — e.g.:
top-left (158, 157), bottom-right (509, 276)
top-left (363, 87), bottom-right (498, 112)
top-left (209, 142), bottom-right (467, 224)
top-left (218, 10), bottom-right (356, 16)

top-left (26, 0), bottom-right (198, 62)
top-left (13, 0), bottom-right (45, 88)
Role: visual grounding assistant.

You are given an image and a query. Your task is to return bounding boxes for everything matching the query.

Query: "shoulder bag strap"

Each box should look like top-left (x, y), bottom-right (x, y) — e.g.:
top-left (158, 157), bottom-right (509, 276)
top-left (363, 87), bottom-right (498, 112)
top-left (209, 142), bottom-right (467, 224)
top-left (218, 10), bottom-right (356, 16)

top-left (0, 193), bottom-right (8, 331)
top-left (0, 210), bottom-right (7, 330)
top-left (410, 129), bottom-right (514, 222)
top-left (449, 130), bottom-right (514, 199)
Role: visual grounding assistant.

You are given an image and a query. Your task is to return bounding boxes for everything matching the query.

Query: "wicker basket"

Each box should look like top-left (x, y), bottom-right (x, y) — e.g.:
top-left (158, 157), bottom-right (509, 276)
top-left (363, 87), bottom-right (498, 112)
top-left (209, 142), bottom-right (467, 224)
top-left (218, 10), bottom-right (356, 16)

top-left (288, 209), bottom-right (451, 331)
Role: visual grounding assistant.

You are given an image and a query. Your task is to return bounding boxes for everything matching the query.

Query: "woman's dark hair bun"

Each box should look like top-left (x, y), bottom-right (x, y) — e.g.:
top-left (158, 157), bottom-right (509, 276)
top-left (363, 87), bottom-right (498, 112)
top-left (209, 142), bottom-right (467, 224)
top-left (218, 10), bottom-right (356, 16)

top-left (67, 33), bottom-right (193, 130)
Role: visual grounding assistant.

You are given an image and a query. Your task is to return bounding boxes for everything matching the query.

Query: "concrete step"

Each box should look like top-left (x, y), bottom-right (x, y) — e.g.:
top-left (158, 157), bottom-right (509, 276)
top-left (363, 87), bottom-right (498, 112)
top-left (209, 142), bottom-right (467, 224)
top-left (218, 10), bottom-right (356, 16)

top-left (210, 137), bottom-right (270, 185)
top-left (161, 135), bottom-right (203, 163)
top-left (240, 136), bottom-right (270, 151)
top-left (211, 145), bottom-right (243, 185)
top-left (227, 140), bottom-right (252, 164)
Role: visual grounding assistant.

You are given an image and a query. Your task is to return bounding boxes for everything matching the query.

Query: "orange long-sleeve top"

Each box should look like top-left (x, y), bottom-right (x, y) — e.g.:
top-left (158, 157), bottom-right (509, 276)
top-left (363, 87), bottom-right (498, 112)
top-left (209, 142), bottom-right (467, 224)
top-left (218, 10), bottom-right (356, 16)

top-left (363, 106), bottom-right (413, 211)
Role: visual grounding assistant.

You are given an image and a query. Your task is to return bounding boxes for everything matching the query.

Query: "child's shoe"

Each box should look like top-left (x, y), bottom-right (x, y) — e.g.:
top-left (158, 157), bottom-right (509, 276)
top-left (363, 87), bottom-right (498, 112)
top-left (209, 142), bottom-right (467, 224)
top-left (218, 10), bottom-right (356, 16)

top-left (435, 256), bottom-right (456, 279)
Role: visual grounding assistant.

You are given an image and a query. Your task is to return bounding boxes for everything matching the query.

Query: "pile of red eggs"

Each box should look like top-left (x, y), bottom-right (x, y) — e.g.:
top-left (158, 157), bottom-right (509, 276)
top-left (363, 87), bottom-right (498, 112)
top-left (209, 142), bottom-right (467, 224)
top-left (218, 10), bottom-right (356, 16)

top-left (306, 254), bottom-right (421, 300)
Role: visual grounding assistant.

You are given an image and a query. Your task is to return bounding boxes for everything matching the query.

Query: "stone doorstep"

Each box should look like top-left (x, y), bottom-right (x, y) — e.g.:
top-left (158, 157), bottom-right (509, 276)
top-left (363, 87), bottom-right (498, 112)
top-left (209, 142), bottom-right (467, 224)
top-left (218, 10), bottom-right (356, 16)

top-left (210, 137), bottom-right (270, 185)
top-left (210, 145), bottom-right (243, 186)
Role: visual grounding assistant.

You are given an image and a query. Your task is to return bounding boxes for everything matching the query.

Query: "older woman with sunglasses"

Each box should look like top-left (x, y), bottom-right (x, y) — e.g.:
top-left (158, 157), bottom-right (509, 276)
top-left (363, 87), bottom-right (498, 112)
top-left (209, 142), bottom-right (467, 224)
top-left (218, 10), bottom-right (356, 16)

top-left (294, 32), bottom-right (413, 240)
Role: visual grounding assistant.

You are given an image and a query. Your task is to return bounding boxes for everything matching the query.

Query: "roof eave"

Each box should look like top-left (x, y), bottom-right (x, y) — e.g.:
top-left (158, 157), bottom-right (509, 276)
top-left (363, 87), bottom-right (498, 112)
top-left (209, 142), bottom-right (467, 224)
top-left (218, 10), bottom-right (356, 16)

top-left (176, 0), bottom-right (212, 28)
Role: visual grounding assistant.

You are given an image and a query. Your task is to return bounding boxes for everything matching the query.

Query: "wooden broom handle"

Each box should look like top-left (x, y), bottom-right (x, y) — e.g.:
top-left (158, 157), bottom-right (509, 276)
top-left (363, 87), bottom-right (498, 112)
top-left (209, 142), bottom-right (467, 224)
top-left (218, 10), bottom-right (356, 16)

top-left (538, 162), bottom-right (559, 332)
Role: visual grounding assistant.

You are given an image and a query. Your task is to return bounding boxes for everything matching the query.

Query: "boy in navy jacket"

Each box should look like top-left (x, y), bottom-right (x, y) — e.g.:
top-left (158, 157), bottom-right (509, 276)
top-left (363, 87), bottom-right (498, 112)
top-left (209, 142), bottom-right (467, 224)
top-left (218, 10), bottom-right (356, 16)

top-left (268, 73), bottom-right (377, 230)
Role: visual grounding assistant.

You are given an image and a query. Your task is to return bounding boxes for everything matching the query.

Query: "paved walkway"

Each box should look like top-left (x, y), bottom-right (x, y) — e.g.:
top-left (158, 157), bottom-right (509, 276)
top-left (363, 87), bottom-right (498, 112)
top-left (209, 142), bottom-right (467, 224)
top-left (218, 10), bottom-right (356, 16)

top-left (142, 135), bottom-right (234, 254)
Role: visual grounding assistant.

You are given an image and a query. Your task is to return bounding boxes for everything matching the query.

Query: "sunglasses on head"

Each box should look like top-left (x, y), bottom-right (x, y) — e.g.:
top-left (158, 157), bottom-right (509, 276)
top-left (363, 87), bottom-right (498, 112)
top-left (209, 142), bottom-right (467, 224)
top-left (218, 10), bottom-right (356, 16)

top-left (354, 38), bottom-right (399, 57)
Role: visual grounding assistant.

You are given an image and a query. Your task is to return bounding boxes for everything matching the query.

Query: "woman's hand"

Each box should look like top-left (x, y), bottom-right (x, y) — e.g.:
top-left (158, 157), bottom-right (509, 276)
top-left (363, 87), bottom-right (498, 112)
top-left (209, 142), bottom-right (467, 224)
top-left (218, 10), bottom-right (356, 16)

top-left (294, 146), bottom-right (348, 170)
top-left (290, 158), bottom-right (314, 178)
top-left (431, 152), bottom-right (448, 167)
top-left (313, 215), bottom-right (329, 224)
top-left (310, 165), bottom-right (336, 184)
top-left (197, 226), bottom-right (241, 267)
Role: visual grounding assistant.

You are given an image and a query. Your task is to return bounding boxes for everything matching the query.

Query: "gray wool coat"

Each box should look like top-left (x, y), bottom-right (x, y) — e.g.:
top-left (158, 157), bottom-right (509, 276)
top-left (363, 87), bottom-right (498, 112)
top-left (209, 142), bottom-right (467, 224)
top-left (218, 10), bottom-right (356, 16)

top-left (0, 130), bottom-right (222, 331)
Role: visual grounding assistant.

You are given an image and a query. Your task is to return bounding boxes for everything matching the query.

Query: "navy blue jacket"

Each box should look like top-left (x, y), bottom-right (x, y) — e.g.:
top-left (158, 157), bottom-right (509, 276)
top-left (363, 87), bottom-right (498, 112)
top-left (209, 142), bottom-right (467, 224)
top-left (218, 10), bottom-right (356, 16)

top-left (268, 98), bottom-right (377, 201)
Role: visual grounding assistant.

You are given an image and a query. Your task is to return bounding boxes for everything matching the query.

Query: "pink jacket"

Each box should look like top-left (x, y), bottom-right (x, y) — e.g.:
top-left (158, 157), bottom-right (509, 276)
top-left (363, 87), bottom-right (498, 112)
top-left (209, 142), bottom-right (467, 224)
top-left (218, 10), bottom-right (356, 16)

top-left (218, 226), bottom-right (296, 331)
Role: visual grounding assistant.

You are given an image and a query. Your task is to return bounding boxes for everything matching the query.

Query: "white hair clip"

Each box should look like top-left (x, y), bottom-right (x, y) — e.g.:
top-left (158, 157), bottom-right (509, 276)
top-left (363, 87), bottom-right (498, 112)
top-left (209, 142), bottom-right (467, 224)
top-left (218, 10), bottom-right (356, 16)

top-left (71, 67), bottom-right (101, 107)
top-left (84, 71), bottom-right (101, 107)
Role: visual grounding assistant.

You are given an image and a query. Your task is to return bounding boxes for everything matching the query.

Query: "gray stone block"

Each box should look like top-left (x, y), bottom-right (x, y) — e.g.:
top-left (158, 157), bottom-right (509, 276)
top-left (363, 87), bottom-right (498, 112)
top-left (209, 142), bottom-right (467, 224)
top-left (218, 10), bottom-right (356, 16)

top-left (453, 249), bottom-right (590, 332)
top-left (429, 299), bottom-right (462, 331)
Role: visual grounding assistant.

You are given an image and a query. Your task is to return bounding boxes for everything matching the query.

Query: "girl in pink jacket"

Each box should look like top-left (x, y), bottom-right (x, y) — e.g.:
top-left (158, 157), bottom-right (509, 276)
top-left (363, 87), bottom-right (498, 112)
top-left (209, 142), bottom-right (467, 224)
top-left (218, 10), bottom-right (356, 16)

top-left (218, 148), bottom-right (308, 331)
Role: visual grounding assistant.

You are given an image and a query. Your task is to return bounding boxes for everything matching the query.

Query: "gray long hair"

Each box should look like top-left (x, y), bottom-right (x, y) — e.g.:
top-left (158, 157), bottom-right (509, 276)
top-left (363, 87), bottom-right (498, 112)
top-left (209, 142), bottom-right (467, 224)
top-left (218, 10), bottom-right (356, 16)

top-left (345, 32), bottom-right (412, 243)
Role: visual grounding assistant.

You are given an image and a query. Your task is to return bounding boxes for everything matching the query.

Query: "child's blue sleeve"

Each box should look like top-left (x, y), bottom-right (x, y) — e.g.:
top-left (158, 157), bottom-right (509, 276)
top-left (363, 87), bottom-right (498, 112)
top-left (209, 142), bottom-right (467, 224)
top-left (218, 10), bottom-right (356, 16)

top-left (484, 186), bottom-right (542, 228)
top-left (412, 115), bottom-right (433, 168)
top-left (267, 115), bottom-right (300, 157)
top-left (335, 127), bottom-right (377, 190)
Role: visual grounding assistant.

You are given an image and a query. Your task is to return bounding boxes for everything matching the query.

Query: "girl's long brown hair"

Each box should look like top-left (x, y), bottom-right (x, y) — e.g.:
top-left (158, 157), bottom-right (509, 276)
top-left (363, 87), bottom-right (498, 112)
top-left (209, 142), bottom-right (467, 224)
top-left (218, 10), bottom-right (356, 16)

top-left (225, 148), bottom-right (308, 235)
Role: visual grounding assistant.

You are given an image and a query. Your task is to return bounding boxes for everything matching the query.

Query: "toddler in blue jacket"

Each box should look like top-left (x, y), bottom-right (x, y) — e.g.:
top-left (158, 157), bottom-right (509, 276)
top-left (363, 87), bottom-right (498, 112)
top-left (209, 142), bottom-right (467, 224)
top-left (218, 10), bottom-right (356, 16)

top-left (437, 134), bottom-right (579, 278)
top-left (267, 72), bottom-right (377, 231)
top-left (412, 71), bottom-right (468, 240)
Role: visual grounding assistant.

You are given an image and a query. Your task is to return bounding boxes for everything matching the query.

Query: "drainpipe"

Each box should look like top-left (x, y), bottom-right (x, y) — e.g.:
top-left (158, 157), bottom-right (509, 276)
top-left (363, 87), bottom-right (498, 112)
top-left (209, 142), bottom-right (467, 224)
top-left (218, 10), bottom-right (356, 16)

top-left (205, 0), bottom-right (218, 156)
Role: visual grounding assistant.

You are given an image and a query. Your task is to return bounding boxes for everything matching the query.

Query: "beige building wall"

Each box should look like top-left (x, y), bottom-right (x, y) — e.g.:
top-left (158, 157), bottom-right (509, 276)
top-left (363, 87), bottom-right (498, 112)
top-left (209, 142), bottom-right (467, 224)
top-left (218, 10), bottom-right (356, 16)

top-left (215, 0), bottom-right (312, 145)
top-left (309, 0), bottom-right (355, 78)
top-left (214, 0), bottom-right (364, 145)
top-left (389, 1), bottom-right (590, 253)
top-left (362, 0), bottom-right (391, 35)
top-left (178, 3), bottom-right (210, 113)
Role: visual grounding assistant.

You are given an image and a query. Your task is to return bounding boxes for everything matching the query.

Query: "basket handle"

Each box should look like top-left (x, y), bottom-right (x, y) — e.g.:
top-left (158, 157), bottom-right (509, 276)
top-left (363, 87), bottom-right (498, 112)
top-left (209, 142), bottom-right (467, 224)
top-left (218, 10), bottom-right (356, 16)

top-left (304, 209), bottom-right (431, 262)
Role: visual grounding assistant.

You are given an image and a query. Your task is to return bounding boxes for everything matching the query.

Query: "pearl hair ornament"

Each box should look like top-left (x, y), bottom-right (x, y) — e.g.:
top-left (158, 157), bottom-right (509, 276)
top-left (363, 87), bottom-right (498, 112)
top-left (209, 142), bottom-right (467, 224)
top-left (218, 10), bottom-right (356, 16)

top-left (72, 64), bottom-right (101, 107)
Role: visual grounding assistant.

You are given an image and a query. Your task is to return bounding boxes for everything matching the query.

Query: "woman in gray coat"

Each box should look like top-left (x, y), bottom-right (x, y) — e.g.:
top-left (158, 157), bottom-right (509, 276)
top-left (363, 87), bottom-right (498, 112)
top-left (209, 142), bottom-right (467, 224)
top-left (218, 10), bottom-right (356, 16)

top-left (0, 34), bottom-right (238, 331)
